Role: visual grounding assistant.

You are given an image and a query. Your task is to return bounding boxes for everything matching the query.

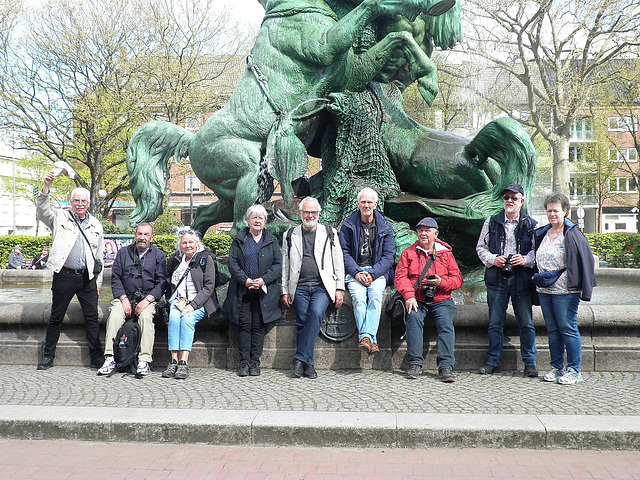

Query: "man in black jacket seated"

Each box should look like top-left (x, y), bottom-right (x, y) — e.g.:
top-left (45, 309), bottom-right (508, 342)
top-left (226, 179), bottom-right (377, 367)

top-left (97, 223), bottom-right (167, 376)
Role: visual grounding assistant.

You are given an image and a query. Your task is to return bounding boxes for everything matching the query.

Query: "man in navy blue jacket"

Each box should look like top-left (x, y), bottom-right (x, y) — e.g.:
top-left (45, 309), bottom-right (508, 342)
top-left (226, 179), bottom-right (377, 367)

top-left (97, 223), bottom-right (167, 376)
top-left (339, 188), bottom-right (395, 354)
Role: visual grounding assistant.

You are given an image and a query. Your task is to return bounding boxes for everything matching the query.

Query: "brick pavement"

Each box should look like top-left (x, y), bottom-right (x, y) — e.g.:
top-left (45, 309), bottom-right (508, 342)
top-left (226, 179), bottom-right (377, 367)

top-left (1, 366), bottom-right (639, 415)
top-left (1, 439), bottom-right (639, 480)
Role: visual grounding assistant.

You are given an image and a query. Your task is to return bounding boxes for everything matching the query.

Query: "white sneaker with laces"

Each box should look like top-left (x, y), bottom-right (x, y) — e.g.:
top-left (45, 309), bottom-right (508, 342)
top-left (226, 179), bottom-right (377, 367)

top-left (97, 356), bottom-right (116, 376)
top-left (136, 360), bottom-right (150, 376)
top-left (542, 367), bottom-right (564, 383)
top-left (557, 367), bottom-right (583, 385)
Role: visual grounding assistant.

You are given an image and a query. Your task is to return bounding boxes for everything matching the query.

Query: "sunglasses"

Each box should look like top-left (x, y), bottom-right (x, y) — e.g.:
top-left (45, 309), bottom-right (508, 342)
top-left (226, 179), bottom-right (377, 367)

top-left (503, 195), bottom-right (522, 202)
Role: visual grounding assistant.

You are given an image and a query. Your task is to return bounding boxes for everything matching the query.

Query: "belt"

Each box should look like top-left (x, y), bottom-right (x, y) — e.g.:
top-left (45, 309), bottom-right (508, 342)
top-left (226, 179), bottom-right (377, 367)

top-left (60, 267), bottom-right (87, 274)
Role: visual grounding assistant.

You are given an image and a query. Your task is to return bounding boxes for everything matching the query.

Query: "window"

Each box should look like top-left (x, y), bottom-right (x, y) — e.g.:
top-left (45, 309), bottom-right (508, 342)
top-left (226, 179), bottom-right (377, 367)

top-left (185, 175), bottom-right (201, 192)
top-left (608, 116), bottom-right (639, 132)
top-left (570, 176), bottom-right (594, 196)
top-left (609, 148), bottom-right (638, 162)
top-left (609, 177), bottom-right (638, 193)
top-left (570, 118), bottom-right (593, 141)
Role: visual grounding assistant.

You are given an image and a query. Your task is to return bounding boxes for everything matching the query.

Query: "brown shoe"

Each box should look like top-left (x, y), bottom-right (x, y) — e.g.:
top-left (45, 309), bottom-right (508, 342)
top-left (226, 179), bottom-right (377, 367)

top-left (369, 342), bottom-right (380, 354)
top-left (358, 337), bottom-right (371, 352)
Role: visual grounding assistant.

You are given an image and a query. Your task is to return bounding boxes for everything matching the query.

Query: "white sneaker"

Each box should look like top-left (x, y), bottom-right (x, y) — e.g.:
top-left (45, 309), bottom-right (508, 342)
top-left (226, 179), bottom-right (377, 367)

top-left (557, 367), bottom-right (583, 385)
top-left (97, 356), bottom-right (116, 376)
top-left (136, 360), bottom-right (150, 376)
top-left (542, 367), bottom-right (564, 383)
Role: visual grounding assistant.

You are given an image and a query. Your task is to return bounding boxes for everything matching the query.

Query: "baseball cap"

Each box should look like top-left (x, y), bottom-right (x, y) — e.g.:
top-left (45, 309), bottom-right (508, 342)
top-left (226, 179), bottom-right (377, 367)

top-left (416, 217), bottom-right (438, 230)
top-left (503, 183), bottom-right (524, 196)
top-left (14, 245), bottom-right (22, 251)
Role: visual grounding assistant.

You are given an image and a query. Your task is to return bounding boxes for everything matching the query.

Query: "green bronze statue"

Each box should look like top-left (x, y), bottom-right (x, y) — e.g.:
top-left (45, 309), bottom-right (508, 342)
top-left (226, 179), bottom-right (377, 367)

top-left (126, 0), bottom-right (536, 266)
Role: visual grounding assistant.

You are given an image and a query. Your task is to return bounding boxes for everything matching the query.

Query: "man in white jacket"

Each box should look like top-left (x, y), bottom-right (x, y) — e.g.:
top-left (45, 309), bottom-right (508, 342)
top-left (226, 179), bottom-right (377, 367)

top-left (36, 171), bottom-right (104, 370)
top-left (282, 197), bottom-right (345, 379)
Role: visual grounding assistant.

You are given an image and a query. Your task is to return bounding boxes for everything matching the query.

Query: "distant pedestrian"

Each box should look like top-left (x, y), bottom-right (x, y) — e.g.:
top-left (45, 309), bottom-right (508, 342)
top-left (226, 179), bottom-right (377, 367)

top-left (534, 192), bottom-right (596, 385)
top-left (8, 245), bottom-right (23, 269)
top-left (30, 246), bottom-right (49, 270)
top-left (36, 171), bottom-right (104, 370)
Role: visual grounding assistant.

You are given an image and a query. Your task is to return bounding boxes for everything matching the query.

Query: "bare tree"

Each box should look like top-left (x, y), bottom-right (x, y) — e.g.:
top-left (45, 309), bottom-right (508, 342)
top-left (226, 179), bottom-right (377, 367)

top-left (450, 0), bottom-right (640, 195)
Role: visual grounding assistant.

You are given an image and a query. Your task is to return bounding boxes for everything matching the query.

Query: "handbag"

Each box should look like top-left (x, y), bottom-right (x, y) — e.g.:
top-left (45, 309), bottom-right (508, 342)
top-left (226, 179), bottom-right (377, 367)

top-left (532, 269), bottom-right (566, 288)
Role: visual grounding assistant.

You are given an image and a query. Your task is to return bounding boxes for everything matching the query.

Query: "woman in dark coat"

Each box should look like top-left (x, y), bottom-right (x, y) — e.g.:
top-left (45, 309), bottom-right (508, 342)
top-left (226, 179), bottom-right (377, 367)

top-left (222, 205), bottom-right (282, 376)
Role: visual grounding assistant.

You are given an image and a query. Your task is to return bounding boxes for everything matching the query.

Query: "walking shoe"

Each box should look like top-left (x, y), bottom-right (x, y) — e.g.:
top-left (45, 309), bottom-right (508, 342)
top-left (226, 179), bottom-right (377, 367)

top-left (407, 364), bottom-right (422, 379)
top-left (249, 363), bottom-right (261, 376)
top-left (237, 363), bottom-right (249, 377)
top-left (542, 367), bottom-right (564, 382)
top-left (90, 357), bottom-right (104, 369)
top-left (479, 363), bottom-right (500, 375)
top-left (358, 337), bottom-right (371, 353)
top-left (524, 365), bottom-right (539, 378)
top-left (557, 367), bottom-right (583, 385)
top-left (136, 360), bottom-right (150, 376)
top-left (303, 364), bottom-right (318, 379)
top-left (292, 359), bottom-right (304, 378)
top-left (97, 356), bottom-right (116, 376)
top-left (174, 361), bottom-right (189, 379)
top-left (162, 360), bottom-right (178, 378)
top-left (369, 342), bottom-right (380, 354)
top-left (37, 356), bottom-right (54, 371)
top-left (439, 367), bottom-right (455, 383)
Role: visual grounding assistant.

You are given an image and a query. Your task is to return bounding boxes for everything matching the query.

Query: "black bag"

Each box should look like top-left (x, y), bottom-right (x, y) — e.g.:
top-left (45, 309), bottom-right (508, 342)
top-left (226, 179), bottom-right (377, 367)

top-left (108, 319), bottom-right (141, 376)
top-left (385, 291), bottom-right (406, 323)
top-left (154, 298), bottom-right (170, 326)
top-left (93, 260), bottom-right (103, 275)
top-left (532, 269), bottom-right (566, 288)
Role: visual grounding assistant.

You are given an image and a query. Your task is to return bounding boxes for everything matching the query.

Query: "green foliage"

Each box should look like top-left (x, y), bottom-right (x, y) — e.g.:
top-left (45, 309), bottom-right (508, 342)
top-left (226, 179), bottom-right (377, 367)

top-left (0, 236), bottom-right (51, 268)
top-left (585, 233), bottom-right (640, 268)
top-left (153, 211), bottom-right (184, 235)
top-left (150, 233), bottom-right (232, 258)
top-left (99, 218), bottom-right (128, 235)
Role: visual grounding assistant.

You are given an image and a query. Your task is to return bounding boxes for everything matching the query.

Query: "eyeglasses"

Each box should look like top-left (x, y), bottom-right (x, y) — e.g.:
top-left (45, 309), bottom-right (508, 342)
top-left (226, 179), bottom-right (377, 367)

top-left (71, 198), bottom-right (89, 205)
top-left (502, 195), bottom-right (521, 202)
top-left (302, 210), bottom-right (319, 216)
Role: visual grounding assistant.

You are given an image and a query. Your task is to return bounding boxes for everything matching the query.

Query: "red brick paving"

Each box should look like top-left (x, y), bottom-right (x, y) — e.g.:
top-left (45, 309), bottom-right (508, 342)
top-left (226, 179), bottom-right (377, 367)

top-left (1, 439), bottom-right (639, 479)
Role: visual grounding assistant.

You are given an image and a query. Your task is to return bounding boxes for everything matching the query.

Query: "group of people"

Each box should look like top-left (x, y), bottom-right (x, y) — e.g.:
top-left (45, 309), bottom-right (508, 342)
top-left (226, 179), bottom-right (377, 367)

top-left (476, 184), bottom-right (596, 385)
top-left (32, 169), bottom-right (596, 385)
top-left (7, 244), bottom-right (49, 270)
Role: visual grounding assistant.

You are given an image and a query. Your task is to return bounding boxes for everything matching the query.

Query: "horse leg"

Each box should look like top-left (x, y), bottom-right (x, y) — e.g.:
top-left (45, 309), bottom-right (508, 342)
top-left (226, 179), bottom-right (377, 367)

top-left (400, 35), bottom-right (438, 105)
top-left (191, 198), bottom-right (234, 236)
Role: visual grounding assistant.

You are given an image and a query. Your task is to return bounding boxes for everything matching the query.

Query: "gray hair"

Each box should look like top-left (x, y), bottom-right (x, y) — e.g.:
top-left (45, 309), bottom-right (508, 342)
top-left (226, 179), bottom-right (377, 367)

top-left (175, 228), bottom-right (205, 256)
top-left (298, 197), bottom-right (321, 213)
top-left (245, 204), bottom-right (268, 220)
top-left (357, 187), bottom-right (379, 204)
top-left (544, 192), bottom-right (570, 213)
top-left (70, 187), bottom-right (90, 202)
top-left (136, 222), bottom-right (154, 234)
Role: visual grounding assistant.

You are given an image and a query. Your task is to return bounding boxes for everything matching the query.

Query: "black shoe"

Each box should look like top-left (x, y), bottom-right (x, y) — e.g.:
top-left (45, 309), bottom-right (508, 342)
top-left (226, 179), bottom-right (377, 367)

top-left (37, 356), bottom-right (54, 370)
top-left (292, 359), bottom-right (304, 378)
top-left (90, 358), bottom-right (103, 369)
top-left (303, 364), bottom-right (318, 379)
top-left (479, 363), bottom-right (500, 375)
top-left (237, 363), bottom-right (249, 377)
top-left (524, 365), bottom-right (539, 377)
top-left (439, 367), bottom-right (455, 383)
top-left (407, 364), bottom-right (422, 379)
top-left (248, 363), bottom-right (261, 376)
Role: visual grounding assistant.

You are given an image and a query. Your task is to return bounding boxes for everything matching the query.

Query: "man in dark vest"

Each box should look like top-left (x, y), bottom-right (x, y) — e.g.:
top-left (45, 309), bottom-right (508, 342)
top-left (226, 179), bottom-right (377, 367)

top-left (476, 184), bottom-right (538, 377)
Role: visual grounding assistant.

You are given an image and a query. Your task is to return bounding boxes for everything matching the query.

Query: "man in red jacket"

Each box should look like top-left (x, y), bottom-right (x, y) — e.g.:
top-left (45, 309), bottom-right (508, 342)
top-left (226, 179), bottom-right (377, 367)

top-left (394, 217), bottom-right (463, 382)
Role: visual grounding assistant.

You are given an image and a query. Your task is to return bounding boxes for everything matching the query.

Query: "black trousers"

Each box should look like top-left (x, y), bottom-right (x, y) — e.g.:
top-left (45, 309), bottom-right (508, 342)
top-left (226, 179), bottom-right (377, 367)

top-left (238, 293), bottom-right (265, 365)
top-left (43, 269), bottom-right (102, 362)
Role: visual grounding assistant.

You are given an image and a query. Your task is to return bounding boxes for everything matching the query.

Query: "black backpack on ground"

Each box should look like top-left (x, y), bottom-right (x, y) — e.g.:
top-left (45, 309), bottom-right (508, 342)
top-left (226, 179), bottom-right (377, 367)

top-left (108, 319), bottom-right (141, 377)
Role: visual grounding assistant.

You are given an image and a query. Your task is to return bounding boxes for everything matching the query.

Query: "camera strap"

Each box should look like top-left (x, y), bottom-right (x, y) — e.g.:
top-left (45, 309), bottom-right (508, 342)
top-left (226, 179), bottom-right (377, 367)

top-left (69, 211), bottom-right (99, 268)
top-left (413, 252), bottom-right (436, 295)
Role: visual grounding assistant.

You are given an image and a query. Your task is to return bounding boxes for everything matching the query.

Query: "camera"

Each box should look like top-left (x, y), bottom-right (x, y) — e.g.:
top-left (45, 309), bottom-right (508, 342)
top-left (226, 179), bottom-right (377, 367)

top-left (420, 283), bottom-right (437, 304)
top-left (129, 291), bottom-right (147, 316)
top-left (502, 254), bottom-right (515, 278)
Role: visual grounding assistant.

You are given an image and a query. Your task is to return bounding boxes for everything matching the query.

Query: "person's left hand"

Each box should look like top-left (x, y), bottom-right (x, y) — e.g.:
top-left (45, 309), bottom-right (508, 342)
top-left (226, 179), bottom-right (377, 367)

top-left (180, 303), bottom-right (194, 317)
top-left (135, 298), bottom-right (150, 316)
top-left (334, 290), bottom-right (344, 308)
top-left (509, 253), bottom-right (526, 267)
top-left (354, 271), bottom-right (372, 286)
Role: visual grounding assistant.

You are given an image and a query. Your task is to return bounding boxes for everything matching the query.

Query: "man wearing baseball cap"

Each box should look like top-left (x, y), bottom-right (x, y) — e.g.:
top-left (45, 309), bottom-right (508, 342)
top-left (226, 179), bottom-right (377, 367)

top-left (476, 183), bottom-right (539, 377)
top-left (8, 245), bottom-right (23, 269)
top-left (394, 217), bottom-right (463, 382)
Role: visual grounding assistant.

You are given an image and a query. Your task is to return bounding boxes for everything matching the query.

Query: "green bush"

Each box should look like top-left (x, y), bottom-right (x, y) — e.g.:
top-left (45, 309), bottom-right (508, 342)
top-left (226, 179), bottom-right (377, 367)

top-left (149, 233), bottom-right (232, 258)
top-left (0, 236), bottom-right (51, 268)
top-left (585, 233), bottom-right (640, 268)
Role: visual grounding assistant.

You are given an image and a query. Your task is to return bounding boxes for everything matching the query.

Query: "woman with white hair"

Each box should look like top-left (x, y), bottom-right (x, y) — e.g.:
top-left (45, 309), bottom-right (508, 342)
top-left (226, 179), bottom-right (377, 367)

top-left (163, 229), bottom-right (219, 379)
top-left (222, 204), bottom-right (282, 376)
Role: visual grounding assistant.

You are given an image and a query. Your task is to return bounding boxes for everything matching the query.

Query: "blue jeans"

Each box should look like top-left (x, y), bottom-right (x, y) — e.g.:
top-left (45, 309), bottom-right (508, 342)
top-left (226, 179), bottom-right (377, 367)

top-left (345, 267), bottom-right (386, 343)
top-left (405, 298), bottom-right (456, 370)
top-left (168, 300), bottom-right (206, 352)
top-left (538, 292), bottom-right (582, 372)
top-left (485, 276), bottom-right (536, 367)
top-left (292, 285), bottom-right (331, 365)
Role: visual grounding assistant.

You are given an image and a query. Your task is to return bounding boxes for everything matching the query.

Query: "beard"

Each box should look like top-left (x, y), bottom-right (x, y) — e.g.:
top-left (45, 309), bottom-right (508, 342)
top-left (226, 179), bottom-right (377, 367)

top-left (302, 218), bottom-right (317, 229)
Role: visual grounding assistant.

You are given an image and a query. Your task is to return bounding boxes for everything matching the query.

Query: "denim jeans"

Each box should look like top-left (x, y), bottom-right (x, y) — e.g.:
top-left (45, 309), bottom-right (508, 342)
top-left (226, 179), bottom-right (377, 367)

top-left (345, 267), bottom-right (386, 343)
top-left (292, 285), bottom-right (331, 365)
top-left (538, 292), bottom-right (582, 371)
top-left (485, 276), bottom-right (537, 367)
top-left (238, 293), bottom-right (265, 365)
top-left (405, 298), bottom-right (456, 370)
top-left (168, 300), bottom-right (206, 352)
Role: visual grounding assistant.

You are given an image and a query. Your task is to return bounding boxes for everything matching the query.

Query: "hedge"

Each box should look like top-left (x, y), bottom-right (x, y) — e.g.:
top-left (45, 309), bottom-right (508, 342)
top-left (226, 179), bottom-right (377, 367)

top-left (585, 233), bottom-right (640, 268)
top-left (0, 233), bottom-right (233, 268)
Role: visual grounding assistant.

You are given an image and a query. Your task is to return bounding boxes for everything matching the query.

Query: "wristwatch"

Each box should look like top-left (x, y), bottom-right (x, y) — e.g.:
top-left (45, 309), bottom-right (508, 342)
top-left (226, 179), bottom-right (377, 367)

top-left (145, 295), bottom-right (154, 302)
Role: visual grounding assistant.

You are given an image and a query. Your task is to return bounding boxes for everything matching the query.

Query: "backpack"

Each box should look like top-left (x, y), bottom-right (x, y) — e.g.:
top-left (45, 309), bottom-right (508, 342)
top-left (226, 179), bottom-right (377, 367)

top-left (108, 319), bottom-right (141, 376)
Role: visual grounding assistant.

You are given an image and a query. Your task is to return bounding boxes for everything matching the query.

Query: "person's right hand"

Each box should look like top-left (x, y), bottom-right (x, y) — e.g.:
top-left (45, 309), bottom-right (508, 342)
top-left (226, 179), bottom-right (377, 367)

top-left (493, 255), bottom-right (507, 268)
top-left (282, 294), bottom-right (292, 308)
top-left (121, 297), bottom-right (132, 318)
top-left (406, 297), bottom-right (418, 313)
top-left (43, 171), bottom-right (55, 194)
